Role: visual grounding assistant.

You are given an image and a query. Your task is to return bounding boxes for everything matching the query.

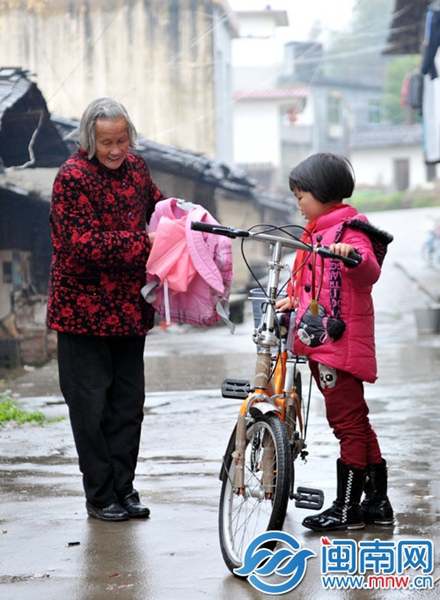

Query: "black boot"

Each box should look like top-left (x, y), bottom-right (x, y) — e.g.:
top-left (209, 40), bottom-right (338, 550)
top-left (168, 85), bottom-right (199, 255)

top-left (302, 460), bottom-right (365, 532)
top-left (361, 460), bottom-right (394, 526)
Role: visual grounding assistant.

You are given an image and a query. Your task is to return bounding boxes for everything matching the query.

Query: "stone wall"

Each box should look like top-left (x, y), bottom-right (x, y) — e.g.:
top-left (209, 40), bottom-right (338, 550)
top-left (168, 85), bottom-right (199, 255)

top-left (0, 0), bottom-right (219, 156)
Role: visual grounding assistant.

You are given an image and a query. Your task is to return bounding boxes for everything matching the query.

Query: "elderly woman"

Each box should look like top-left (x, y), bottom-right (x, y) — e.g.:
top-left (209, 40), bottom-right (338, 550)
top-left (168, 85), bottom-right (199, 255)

top-left (46, 98), bottom-right (166, 521)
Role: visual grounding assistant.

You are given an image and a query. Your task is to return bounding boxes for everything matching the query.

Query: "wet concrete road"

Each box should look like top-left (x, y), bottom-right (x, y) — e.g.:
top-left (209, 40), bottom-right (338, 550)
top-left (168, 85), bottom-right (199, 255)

top-left (1, 207), bottom-right (440, 599)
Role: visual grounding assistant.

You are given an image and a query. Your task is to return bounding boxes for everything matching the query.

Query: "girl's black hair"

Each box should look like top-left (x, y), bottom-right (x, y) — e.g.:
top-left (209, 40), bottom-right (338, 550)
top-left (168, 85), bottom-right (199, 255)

top-left (289, 152), bottom-right (355, 203)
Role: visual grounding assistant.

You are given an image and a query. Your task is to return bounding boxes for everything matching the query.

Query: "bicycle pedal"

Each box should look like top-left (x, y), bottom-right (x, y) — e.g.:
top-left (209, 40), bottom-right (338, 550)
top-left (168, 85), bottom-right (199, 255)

top-left (221, 378), bottom-right (251, 399)
top-left (294, 486), bottom-right (324, 510)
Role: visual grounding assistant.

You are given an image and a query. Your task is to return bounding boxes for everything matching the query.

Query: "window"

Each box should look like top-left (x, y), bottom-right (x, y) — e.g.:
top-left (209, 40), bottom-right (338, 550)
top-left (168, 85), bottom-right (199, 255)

top-left (368, 99), bottom-right (382, 124)
top-left (328, 93), bottom-right (341, 124)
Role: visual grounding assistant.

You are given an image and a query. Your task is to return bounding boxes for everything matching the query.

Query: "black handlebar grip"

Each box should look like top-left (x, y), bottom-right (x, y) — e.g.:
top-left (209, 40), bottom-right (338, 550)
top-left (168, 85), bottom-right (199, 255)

top-left (191, 221), bottom-right (218, 233)
top-left (190, 221), bottom-right (249, 239)
top-left (317, 246), bottom-right (362, 268)
top-left (339, 252), bottom-right (363, 268)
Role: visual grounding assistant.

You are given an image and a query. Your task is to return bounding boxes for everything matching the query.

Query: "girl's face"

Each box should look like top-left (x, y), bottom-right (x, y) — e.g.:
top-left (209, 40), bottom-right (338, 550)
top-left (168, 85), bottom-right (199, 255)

top-left (293, 189), bottom-right (335, 222)
top-left (94, 116), bottom-right (130, 169)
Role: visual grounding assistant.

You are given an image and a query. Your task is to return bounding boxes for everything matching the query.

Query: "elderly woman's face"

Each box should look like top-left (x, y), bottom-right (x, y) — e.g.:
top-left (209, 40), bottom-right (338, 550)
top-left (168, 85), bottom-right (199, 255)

top-left (95, 116), bottom-right (130, 169)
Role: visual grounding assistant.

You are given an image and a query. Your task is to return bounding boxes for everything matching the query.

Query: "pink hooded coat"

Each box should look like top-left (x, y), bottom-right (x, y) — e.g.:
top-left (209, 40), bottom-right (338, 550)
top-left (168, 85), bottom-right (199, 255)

top-left (290, 205), bottom-right (392, 383)
top-left (143, 198), bottom-right (233, 328)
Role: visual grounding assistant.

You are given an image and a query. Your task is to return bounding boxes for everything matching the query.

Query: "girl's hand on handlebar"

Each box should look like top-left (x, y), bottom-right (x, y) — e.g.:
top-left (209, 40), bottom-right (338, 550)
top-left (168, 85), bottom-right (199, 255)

top-left (276, 296), bottom-right (293, 312)
top-left (329, 242), bottom-right (356, 258)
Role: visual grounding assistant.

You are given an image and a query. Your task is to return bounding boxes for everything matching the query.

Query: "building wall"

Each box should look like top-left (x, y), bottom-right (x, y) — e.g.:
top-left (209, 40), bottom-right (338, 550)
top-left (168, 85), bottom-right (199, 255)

top-left (233, 100), bottom-right (281, 166)
top-left (215, 191), bottom-right (263, 287)
top-left (310, 82), bottom-right (386, 155)
top-left (230, 7), bottom-right (289, 192)
top-left (0, 0), bottom-right (233, 158)
top-left (213, 4), bottom-right (234, 163)
top-left (351, 145), bottom-right (427, 191)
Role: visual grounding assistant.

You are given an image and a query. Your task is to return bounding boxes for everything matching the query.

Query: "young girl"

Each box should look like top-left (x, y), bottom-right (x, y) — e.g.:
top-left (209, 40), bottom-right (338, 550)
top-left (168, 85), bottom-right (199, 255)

top-left (277, 153), bottom-right (394, 532)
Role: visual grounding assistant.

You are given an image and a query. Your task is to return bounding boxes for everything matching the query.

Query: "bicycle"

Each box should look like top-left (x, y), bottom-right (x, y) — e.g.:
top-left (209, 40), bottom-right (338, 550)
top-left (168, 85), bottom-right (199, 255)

top-left (191, 221), bottom-right (362, 574)
top-left (421, 224), bottom-right (440, 266)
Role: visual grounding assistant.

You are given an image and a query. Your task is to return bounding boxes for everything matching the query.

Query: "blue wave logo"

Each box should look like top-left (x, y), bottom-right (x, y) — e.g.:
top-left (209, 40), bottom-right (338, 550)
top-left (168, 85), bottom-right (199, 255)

top-left (234, 531), bottom-right (316, 595)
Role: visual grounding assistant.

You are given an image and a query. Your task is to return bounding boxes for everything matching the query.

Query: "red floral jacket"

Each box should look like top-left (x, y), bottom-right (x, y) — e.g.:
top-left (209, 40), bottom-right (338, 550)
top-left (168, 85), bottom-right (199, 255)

top-left (46, 149), bottom-right (166, 336)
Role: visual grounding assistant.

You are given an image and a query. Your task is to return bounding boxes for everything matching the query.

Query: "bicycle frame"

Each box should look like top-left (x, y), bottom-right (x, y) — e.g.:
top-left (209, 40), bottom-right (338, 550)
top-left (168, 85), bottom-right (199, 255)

top-left (233, 236), bottom-right (303, 492)
top-left (191, 221), bottom-right (360, 493)
top-left (190, 221), bottom-right (362, 573)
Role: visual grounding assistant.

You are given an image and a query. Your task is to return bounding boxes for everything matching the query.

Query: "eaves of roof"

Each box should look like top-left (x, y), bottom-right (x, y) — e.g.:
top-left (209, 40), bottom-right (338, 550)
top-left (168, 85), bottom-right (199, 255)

top-left (351, 124), bottom-right (423, 148)
top-left (312, 75), bottom-right (384, 91)
top-left (256, 191), bottom-right (296, 212)
top-left (217, 0), bottom-right (240, 37)
top-left (384, 0), bottom-right (429, 55)
top-left (136, 135), bottom-right (257, 196)
top-left (234, 8), bottom-right (289, 27)
top-left (234, 88), bottom-right (308, 100)
top-left (0, 67), bottom-right (69, 168)
top-left (51, 114), bottom-right (258, 197)
top-left (0, 67), bottom-right (32, 122)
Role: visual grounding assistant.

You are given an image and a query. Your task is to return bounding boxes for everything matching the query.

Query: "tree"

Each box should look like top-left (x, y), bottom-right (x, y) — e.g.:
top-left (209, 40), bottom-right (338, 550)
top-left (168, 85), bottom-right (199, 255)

top-left (320, 0), bottom-right (420, 124)
top-left (323, 0), bottom-right (395, 80)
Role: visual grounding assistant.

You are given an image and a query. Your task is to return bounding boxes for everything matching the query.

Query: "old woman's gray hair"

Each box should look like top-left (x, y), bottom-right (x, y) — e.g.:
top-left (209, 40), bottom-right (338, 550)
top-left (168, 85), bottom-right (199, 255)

top-left (78, 97), bottom-right (137, 158)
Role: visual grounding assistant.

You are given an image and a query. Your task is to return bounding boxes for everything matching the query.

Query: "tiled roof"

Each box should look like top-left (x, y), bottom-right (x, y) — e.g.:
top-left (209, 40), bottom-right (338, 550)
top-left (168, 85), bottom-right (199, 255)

top-left (0, 67), bottom-right (69, 167)
top-left (351, 124), bottom-right (423, 148)
top-left (0, 67), bottom-right (33, 121)
top-left (137, 135), bottom-right (258, 195)
top-left (50, 115), bottom-right (258, 197)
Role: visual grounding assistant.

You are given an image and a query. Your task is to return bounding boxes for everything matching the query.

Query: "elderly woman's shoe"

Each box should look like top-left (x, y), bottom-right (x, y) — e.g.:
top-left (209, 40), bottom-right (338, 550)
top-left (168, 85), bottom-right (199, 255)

top-left (121, 490), bottom-right (150, 518)
top-left (86, 501), bottom-right (129, 521)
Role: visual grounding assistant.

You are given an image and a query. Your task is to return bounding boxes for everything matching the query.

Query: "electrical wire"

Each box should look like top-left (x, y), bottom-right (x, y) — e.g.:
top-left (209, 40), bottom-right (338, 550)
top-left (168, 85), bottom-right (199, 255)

top-left (49, 3), bottom-right (406, 139)
top-left (240, 222), bottom-right (311, 377)
top-left (240, 222), bottom-right (308, 296)
top-left (16, 2), bottom-right (414, 147)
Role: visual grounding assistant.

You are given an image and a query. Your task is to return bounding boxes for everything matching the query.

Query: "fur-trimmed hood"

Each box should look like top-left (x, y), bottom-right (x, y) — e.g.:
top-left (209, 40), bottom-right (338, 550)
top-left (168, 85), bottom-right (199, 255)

top-left (334, 218), bottom-right (393, 266)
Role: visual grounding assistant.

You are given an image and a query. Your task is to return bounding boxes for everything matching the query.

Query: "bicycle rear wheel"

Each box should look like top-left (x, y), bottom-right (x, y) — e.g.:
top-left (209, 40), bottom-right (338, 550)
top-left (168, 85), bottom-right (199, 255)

top-left (218, 412), bottom-right (291, 574)
top-left (421, 240), bottom-right (432, 264)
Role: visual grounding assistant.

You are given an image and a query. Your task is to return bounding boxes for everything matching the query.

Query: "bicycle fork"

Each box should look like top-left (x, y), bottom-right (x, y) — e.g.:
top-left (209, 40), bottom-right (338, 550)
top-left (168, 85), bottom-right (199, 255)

top-left (229, 351), bottom-right (324, 510)
top-left (232, 351), bottom-right (274, 494)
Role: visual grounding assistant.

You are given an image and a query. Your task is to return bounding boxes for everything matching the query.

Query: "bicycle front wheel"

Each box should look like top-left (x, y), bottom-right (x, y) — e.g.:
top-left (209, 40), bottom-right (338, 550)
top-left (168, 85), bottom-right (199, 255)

top-left (218, 412), bottom-right (291, 574)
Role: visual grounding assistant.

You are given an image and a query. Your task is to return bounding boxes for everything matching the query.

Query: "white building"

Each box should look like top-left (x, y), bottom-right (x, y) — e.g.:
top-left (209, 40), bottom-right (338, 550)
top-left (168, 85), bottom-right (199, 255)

top-left (230, 3), bottom-right (428, 193)
top-left (350, 125), bottom-right (427, 191)
top-left (231, 6), bottom-right (307, 190)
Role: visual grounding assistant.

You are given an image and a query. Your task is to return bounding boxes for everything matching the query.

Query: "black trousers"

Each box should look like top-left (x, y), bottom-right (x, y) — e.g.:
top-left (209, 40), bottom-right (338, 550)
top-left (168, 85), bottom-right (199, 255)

top-left (57, 333), bottom-right (146, 507)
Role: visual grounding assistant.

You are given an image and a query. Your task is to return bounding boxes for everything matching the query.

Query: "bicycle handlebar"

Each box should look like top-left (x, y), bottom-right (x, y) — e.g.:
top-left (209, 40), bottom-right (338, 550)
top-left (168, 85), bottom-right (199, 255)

top-left (189, 221), bottom-right (249, 239)
top-left (316, 245), bottom-right (362, 268)
top-left (190, 221), bottom-right (362, 267)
